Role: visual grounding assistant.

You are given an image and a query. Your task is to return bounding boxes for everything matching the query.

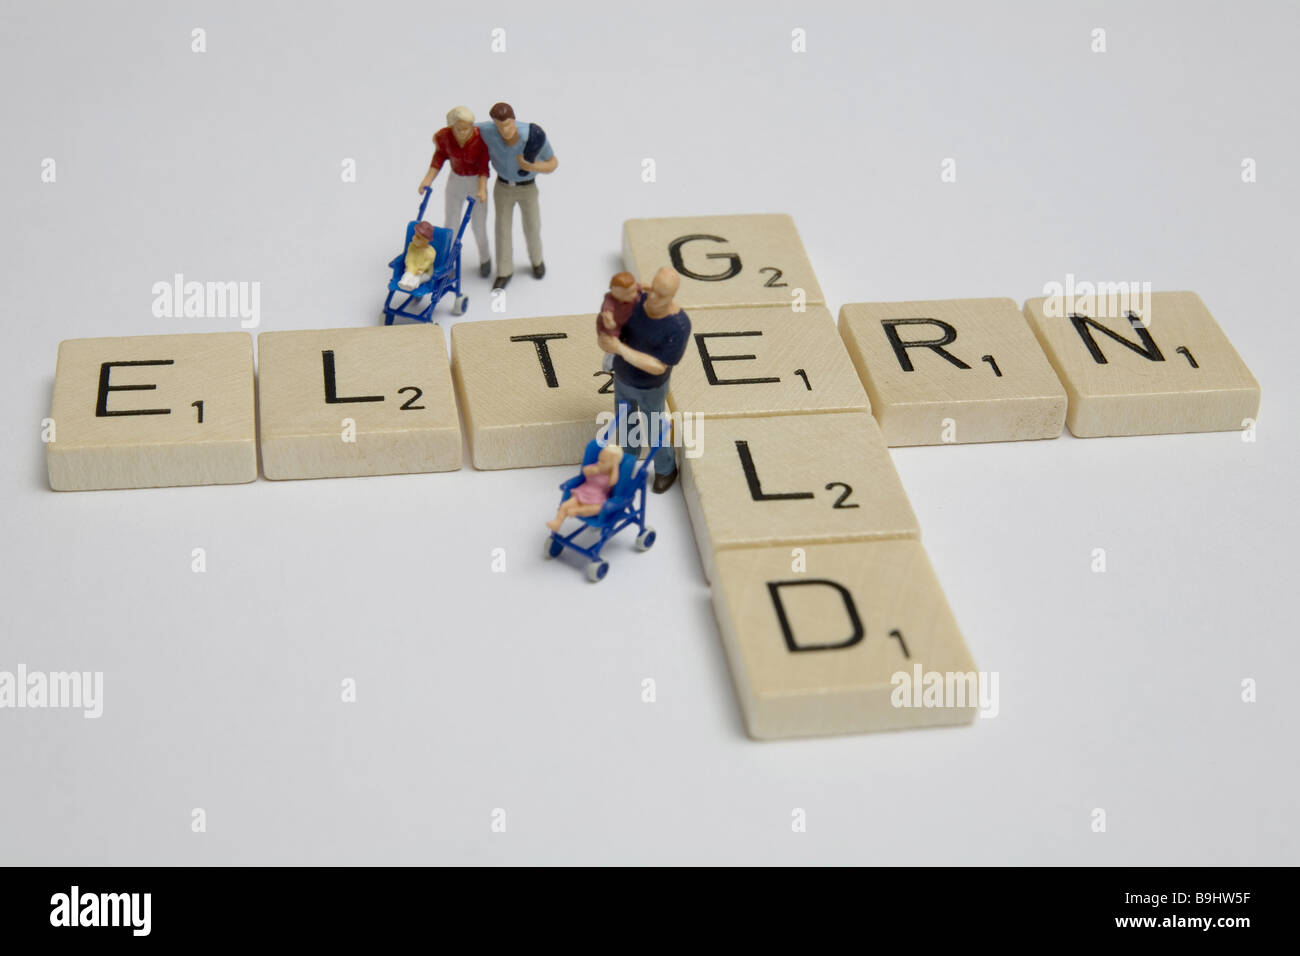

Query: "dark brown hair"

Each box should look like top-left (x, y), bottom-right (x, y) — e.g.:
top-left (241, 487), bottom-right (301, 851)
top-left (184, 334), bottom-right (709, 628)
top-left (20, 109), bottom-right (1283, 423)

top-left (489, 102), bottom-right (515, 121)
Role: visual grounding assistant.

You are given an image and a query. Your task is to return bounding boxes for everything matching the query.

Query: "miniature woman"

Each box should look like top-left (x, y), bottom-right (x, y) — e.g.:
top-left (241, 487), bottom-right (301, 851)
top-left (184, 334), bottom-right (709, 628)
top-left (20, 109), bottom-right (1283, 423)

top-left (546, 444), bottom-right (623, 531)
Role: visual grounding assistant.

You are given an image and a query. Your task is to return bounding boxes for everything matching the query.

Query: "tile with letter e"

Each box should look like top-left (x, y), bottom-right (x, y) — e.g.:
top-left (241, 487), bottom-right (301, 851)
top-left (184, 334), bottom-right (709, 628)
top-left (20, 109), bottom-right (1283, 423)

top-left (451, 314), bottom-right (610, 469)
top-left (622, 214), bottom-right (824, 310)
top-left (1022, 291), bottom-right (1260, 437)
top-left (712, 540), bottom-right (978, 740)
top-left (668, 305), bottom-right (868, 419)
top-left (47, 332), bottom-right (256, 491)
top-left (838, 297), bottom-right (1067, 446)
top-left (681, 413), bottom-right (918, 582)
top-left (257, 324), bottom-right (461, 480)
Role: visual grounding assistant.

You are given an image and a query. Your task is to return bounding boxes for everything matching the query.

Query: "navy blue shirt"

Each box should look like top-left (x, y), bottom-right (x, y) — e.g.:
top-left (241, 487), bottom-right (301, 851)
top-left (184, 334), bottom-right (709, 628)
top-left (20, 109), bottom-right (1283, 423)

top-left (613, 295), bottom-right (691, 389)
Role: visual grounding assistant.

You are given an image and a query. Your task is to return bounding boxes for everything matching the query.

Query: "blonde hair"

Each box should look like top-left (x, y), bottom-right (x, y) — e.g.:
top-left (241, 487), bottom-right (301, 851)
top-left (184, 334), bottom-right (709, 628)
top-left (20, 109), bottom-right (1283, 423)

top-left (445, 105), bottom-right (475, 126)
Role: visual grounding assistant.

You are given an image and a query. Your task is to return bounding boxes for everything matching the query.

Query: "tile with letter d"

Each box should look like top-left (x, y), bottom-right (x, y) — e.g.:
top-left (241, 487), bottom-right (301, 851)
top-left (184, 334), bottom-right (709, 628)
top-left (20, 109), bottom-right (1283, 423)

top-left (668, 305), bottom-right (868, 419)
top-left (451, 314), bottom-right (610, 469)
top-left (1022, 291), bottom-right (1260, 437)
top-left (681, 413), bottom-right (918, 582)
top-left (839, 297), bottom-right (1067, 446)
top-left (47, 332), bottom-right (256, 491)
top-left (257, 324), bottom-right (461, 479)
top-left (622, 214), bottom-right (824, 310)
top-left (712, 540), bottom-right (978, 740)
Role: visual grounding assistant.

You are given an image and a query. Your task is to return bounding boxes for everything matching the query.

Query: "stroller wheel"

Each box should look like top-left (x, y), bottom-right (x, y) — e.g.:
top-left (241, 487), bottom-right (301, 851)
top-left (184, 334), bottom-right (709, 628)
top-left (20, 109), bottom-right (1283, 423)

top-left (635, 528), bottom-right (657, 551)
top-left (452, 294), bottom-right (469, 316)
top-left (544, 535), bottom-right (564, 559)
top-left (586, 560), bottom-right (609, 583)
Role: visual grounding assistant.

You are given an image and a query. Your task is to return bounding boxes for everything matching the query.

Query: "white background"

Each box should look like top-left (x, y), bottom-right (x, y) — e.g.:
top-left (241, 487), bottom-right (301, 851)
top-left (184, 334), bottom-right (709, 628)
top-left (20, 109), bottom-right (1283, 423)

top-left (1, 0), bottom-right (1296, 865)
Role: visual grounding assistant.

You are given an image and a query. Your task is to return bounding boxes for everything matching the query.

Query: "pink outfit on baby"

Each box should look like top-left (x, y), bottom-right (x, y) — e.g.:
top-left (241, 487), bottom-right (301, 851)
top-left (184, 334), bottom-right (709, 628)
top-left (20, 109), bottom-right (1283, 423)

top-left (572, 471), bottom-right (613, 506)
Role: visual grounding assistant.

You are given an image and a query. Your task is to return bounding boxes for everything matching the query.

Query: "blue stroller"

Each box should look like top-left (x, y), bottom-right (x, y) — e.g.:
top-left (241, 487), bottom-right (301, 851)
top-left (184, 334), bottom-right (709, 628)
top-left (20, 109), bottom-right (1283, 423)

top-left (544, 420), bottom-right (659, 582)
top-left (383, 188), bottom-right (473, 324)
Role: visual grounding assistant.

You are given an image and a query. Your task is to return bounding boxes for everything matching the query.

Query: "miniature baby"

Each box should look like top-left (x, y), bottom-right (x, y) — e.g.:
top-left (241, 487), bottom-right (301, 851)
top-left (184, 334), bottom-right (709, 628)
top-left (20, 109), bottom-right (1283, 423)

top-left (597, 272), bottom-right (642, 371)
top-left (398, 221), bottom-right (437, 290)
top-left (546, 444), bottom-right (623, 531)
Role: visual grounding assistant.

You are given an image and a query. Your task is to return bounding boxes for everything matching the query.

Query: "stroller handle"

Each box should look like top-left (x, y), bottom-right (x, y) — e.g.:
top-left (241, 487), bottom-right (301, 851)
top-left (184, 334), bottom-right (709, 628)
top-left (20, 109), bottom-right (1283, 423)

top-left (417, 186), bottom-right (432, 222)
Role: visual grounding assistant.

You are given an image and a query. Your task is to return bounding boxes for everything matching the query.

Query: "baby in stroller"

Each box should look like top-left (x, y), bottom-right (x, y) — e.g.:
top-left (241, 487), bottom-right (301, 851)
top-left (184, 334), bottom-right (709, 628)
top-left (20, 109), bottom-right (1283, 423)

top-left (546, 444), bottom-right (623, 531)
top-left (397, 221), bottom-right (438, 291)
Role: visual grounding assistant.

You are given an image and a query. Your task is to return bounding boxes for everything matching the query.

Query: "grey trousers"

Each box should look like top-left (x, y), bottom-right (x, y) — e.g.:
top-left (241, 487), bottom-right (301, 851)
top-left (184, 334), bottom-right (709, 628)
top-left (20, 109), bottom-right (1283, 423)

top-left (493, 179), bottom-right (543, 277)
top-left (443, 172), bottom-right (490, 266)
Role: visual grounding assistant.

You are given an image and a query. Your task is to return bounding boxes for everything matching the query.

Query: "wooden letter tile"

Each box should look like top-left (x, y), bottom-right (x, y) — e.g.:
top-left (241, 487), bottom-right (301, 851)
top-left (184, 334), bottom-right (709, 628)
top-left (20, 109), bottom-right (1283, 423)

top-left (47, 332), bottom-right (256, 491)
top-left (257, 324), bottom-right (461, 479)
top-left (451, 314), bottom-right (610, 469)
top-left (839, 298), bottom-right (1067, 446)
top-left (712, 541), bottom-right (978, 739)
top-left (1022, 291), bottom-right (1260, 437)
top-left (681, 413), bottom-right (919, 581)
top-left (622, 214), bottom-right (824, 310)
top-left (668, 305), bottom-right (868, 420)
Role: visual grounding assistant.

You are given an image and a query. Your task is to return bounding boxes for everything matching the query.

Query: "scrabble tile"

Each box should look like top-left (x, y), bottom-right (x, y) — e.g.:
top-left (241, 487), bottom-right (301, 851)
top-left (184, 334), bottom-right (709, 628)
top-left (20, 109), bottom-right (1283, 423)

top-left (1022, 291), bottom-right (1260, 437)
top-left (668, 305), bottom-right (868, 420)
top-left (682, 413), bottom-right (919, 582)
top-left (622, 214), bottom-right (824, 311)
top-left (839, 297), bottom-right (1067, 446)
top-left (451, 314), bottom-right (609, 469)
top-left (257, 324), bottom-right (461, 479)
top-left (47, 332), bottom-right (256, 491)
top-left (712, 540), bottom-right (978, 739)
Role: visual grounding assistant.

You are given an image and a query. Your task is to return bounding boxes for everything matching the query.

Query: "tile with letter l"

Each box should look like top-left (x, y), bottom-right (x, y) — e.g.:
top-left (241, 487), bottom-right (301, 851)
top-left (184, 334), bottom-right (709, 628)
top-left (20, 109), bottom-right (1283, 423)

top-left (1022, 291), bottom-right (1260, 437)
top-left (451, 314), bottom-right (610, 469)
top-left (47, 331), bottom-right (256, 491)
top-left (257, 324), bottom-right (461, 479)
top-left (839, 297), bottom-right (1067, 446)
top-left (711, 540), bottom-right (978, 740)
top-left (681, 413), bottom-right (919, 582)
top-left (668, 305), bottom-right (868, 420)
top-left (622, 214), bottom-right (824, 310)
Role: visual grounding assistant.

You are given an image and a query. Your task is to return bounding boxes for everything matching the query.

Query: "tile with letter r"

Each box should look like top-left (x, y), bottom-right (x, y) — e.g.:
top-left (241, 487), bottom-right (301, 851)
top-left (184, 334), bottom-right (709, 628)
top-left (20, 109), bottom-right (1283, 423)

top-left (451, 314), bottom-right (610, 469)
top-left (711, 540), bottom-right (978, 740)
top-left (622, 214), bottom-right (824, 310)
top-left (257, 324), bottom-right (461, 479)
top-left (1022, 291), bottom-right (1260, 437)
top-left (47, 331), bottom-right (256, 491)
top-left (668, 305), bottom-right (868, 420)
top-left (838, 297), bottom-right (1067, 446)
top-left (681, 413), bottom-right (919, 582)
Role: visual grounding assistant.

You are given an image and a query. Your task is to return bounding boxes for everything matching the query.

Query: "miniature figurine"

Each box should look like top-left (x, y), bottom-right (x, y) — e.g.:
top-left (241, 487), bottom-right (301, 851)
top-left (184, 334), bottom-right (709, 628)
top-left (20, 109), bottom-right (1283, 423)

top-left (597, 272), bottom-right (642, 372)
top-left (418, 106), bottom-right (492, 279)
top-left (478, 102), bottom-right (557, 290)
top-left (599, 266), bottom-right (692, 493)
top-left (546, 444), bottom-right (622, 531)
top-left (397, 221), bottom-right (437, 291)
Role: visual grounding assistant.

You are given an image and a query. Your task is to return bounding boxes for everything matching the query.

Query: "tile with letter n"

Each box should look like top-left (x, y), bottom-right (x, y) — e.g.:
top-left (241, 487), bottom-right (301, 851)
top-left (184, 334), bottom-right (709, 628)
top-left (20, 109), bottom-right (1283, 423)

top-left (711, 540), bottom-right (978, 740)
top-left (451, 314), bottom-right (610, 469)
top-left (1022, 291), bottom-right (1260, 437)
top-left (839, 297), bottom-right (1067, 446)
top-left (257, 324), bottom-right (461, 480)
top-left (668, 305), bottom-right (868, 419)
top-left (47, 332), bottom-right (256, 491)
top-left (622, 214), bottom-right (824, 310)
top-left (681, 413), bottom-right (918, 582)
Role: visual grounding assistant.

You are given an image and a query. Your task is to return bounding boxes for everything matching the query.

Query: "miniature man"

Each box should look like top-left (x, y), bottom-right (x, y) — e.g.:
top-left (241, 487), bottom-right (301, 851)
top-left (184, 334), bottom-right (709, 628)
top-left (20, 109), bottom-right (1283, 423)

top-left (597, 272), bottom-right (642, 372)
top-left (599, 267), bottom-right (691, 493)
top-left (477, 102), bottom-right (557, 291)
top-left (397, 221), bottom-right (437, 291)
top-left (418, 105), bottom-right (492, 278)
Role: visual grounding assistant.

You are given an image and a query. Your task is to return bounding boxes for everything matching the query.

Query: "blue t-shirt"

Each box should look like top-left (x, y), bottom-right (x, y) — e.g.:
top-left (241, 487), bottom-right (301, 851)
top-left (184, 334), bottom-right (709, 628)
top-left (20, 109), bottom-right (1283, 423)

top-left (477, 121), bottom-right (554, 184)
top-left (613, 295), bottom-right (691, 390)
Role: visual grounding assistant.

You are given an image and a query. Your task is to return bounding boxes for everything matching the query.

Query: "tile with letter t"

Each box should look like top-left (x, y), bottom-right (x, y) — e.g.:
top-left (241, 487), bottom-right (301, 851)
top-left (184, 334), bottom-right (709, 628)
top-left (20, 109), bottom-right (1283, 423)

top-left (839, 298), bottom-right (1067, 446)
top-left (622, 214), bottom-right (824, 310)
top-left (712, 540), bottom-right (978, 740)
top-left (1022, 291), bottom-right (1260, 437)
top-left (47, 332), bottom-right (256, 491)
top-left (451, 314), bottom-right (610, 469)
top-left (681, 413), bottom-right (918, 582)
top-left (257, 324), bottom-right (461, 479)
top-left (668, 305), bottom-right (868, 419)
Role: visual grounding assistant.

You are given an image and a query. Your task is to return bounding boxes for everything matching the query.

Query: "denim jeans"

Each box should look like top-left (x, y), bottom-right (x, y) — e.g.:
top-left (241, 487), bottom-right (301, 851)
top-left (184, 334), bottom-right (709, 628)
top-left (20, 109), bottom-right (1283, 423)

top-left (612, 377), bottom-right (675, 476)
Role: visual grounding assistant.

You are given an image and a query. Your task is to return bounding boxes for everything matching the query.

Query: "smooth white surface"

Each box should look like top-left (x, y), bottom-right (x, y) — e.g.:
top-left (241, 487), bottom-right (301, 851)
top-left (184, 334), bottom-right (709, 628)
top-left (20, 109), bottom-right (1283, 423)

top-left (1, 0), bottom-right (1296, 865)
